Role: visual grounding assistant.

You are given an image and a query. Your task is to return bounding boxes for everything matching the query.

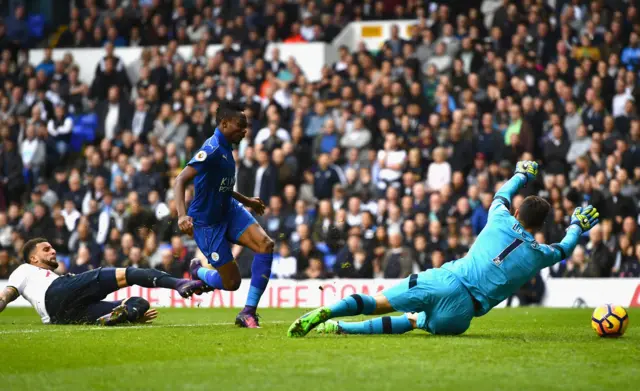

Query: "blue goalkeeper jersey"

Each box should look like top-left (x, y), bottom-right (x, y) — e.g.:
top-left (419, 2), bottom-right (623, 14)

top-left (442, 174), bottom-right (581, 317)
top-left (187, 129), bottom-right (237, 226)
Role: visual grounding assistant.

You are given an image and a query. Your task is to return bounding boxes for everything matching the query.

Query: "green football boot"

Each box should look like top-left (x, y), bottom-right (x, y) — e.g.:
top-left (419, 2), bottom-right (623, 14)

top-left (316, 320), bottom-right (343, 335)
top-left (287, 307), bottom-right (332, 338)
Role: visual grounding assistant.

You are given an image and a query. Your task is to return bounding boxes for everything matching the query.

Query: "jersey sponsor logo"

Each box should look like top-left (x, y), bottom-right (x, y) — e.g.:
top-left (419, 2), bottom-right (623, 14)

top-left (195, 151), bottom-right (207, 162)
top-left (219, 176), bottom-right (236, 192)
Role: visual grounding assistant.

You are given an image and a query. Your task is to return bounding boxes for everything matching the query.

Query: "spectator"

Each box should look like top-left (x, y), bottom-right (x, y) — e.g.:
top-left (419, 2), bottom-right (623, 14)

top-left (584, 225), bottom-right (613, 277)
top-left (566, 125), bottom-right (592, 164)
top-left (5, 5), bottom-right (28, 46)
top-left (471, 193), bottom-right (492, 235)
top-left (96, 86), bottom-right (133, 140)
top-left (272, 242), bottom-right (297, 279)
top-left (563, 245), bottom-right (589, 278)
top-left (70, 246), bottom-right (94, 274)
top-left (124, 246), bottom-right (150, 269)
top-left (253, 148), bottom-right (278, 202)
top-left (295, 254), bottom-right (329, 279)
top-left (0, 137), bottom-right (25, 207)
top-left (47, 105), bottom-right (73, 161)
top-left (0, 249), bottom-right (19, 279)
top-left (155, 248), bottom-right (183, 278)
top-left (381, 230), bottom-right (413, 278)
top-left (20, 124), bottom-right (46, 183)
top-left (313, 153), bottom-right (341, 200)
top-left (426, 147), bottom-right (451, 192)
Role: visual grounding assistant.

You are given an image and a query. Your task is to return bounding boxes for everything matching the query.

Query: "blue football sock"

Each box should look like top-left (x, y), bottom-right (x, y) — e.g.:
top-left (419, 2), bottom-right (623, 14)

top-left (197, 268), bottom-right (225, 289)
top-left (338, 314), bottom-right (413, 335)
top-left (328, 294), bottom-right (376, 317)
top-left (244, 253), bottom-right (273, 311)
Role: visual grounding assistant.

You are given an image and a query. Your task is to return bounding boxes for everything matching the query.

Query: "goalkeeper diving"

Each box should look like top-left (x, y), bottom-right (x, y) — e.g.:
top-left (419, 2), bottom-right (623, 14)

top-left (288, 161), bottom-right (600, 337)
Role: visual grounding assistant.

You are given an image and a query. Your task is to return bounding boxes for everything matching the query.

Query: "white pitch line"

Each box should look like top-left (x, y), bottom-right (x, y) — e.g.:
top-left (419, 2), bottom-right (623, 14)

top-left (0, 321), bottom-right (286, 335)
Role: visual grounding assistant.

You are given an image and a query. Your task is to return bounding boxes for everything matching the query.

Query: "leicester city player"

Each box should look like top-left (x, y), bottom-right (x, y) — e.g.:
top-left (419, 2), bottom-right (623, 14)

top-left (174, 102), bottom-right (274, 328)
top-left (287, 161), bottom-right (600, 337)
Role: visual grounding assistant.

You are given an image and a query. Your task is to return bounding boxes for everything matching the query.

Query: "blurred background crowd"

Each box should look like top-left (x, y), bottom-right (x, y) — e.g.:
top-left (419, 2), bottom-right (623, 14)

top-left (0, 0), bottom-right (639, 297)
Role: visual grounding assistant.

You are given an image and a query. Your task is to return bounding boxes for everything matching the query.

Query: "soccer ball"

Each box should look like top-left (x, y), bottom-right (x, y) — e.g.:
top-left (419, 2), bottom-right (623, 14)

top-left (591, 304), bottom-right (629, 337)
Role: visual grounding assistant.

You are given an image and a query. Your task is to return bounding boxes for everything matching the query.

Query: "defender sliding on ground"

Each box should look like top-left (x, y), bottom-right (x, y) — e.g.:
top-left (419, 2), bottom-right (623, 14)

top-left (288, 161), bottom-right (600, 337)
top-left (0, 238), bottom-right (204, 325)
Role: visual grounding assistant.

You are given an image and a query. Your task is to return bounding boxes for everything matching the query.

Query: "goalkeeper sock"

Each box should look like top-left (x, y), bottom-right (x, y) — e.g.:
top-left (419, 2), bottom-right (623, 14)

top-left (327, 294), bottom-right (376, 317)
top-left (338, 314), bottom-right (413, 335)
top-left (196, 268), bottom-right (225, 290)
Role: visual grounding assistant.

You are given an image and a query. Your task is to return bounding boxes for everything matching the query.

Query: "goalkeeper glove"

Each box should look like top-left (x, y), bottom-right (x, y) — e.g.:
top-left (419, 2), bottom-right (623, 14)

top-left (569, 206), bottom-right (600, 233)
top-left (514, 160), bottom-right (539, 186)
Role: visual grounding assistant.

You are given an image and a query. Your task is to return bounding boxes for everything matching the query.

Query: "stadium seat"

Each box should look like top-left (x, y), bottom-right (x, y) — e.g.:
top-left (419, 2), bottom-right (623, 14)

top-left (70, 124), bottom-right (96, 152)
top-left (323, 254), bottom-right (337, 271)
top-left (28, 14), bottom-right (45, 39)
top-left (315, 242), bottom-right (329, 254)
top-left (80, 113), bottom-right (98, 129)
top-left (58, 255), bottom-right (71, 269)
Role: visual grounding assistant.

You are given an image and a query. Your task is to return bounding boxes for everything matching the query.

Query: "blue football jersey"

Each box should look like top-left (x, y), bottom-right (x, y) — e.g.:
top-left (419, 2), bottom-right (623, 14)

top-left (187, 129), bottom-right (237, 225)
top-left (442, 175), bottom-right (580, 316)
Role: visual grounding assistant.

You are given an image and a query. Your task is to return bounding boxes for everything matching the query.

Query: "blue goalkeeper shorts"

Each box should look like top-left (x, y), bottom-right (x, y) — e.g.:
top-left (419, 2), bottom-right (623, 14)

top-left (381, 268), bottom-right (475, 335)
top-left (192, 199), bottom-right (256, 268)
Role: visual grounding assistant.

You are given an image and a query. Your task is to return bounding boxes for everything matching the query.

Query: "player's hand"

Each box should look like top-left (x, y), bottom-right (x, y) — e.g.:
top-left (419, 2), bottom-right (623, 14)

top-left (515, 160), bottom-right (538, 185)
top-left (247, 197), bottom-right (266, 216)
top-left (570, 206), bottom-right (600, 233)
top-left (178, 215), bottom-right (194, 236)
top-left (136, 309), bottom-right (158, 324)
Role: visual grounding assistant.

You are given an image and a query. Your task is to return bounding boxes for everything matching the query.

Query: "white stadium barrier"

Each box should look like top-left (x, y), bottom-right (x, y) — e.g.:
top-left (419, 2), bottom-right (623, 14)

top-left (3, 278), bottom-right (640, 309)
top-left (28, 42), bottom-right (333, 84)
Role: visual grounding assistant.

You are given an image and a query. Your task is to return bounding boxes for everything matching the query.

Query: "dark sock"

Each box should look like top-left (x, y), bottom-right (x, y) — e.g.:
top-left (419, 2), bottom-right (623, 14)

top-left (123, 297), bottom-right (150, 322)
top-left (125, 267), bottom-right (179, 290)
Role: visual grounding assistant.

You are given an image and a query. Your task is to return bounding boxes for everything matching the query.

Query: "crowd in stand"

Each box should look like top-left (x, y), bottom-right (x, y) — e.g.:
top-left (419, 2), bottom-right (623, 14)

top-left (0, 0), bottom-right (639, 288)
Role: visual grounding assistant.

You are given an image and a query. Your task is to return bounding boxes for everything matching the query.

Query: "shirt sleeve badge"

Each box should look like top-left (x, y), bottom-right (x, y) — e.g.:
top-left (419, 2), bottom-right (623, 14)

top-left (195, 151), bottom-right (207, 162)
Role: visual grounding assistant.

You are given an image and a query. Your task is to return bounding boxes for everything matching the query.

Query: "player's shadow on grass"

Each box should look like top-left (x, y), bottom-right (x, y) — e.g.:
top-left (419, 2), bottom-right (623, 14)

top-left (404, 332), bottom-right (584, 342)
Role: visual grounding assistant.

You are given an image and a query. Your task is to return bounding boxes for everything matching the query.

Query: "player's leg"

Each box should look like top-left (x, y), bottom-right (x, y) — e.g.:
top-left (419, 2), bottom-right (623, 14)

top-left (190, 250), bottom-right (242, 291)
top-left (287, 290), bottom-right (396, 337)
top-left (93, 297), bottom-right (154, 326)
top-left (235, 223), bottom-right (274, 311)
top-left (113, 267), bottom-right (204, 298)
top-left (407, 270), bottom-right (475, 336)
top-left (228, 200), bottom-right (274, 326)
top-left (317, 312), bottom-right (417, 335)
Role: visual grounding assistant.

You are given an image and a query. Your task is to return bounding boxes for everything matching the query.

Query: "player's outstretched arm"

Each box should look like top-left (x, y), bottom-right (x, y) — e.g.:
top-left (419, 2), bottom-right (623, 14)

top-left (0, 287), bottom-right (19, 314)
top-left (490, 161), bottom-right (538, 218)
top-left (546, 206), bottom-right (600, 265)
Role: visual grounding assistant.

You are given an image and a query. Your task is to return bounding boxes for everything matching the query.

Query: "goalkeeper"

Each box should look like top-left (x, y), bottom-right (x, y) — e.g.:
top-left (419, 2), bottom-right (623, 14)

top-left (288, 161), bottom-right (599, 337)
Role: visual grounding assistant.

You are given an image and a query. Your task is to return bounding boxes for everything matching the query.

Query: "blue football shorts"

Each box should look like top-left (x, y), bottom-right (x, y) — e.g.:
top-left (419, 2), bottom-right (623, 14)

top-left (192, 199), bottom-right (257, 268)
top-left (381, 268), bottom-right (475, 335)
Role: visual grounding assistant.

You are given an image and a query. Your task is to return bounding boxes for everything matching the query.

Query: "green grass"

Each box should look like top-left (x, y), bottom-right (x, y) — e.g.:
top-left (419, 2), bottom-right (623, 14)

top-left (1, 307), bottom-right (639, 391)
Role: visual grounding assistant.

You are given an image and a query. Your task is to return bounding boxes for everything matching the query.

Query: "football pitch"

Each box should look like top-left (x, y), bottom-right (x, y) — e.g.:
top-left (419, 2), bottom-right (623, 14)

top-left (1, 307), bottom-right (639, 391)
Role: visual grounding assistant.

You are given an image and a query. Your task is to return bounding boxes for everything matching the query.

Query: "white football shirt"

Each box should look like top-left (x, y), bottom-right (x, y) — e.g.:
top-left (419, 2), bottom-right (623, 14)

top-left (7, 264), bottom-right (60, 324)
